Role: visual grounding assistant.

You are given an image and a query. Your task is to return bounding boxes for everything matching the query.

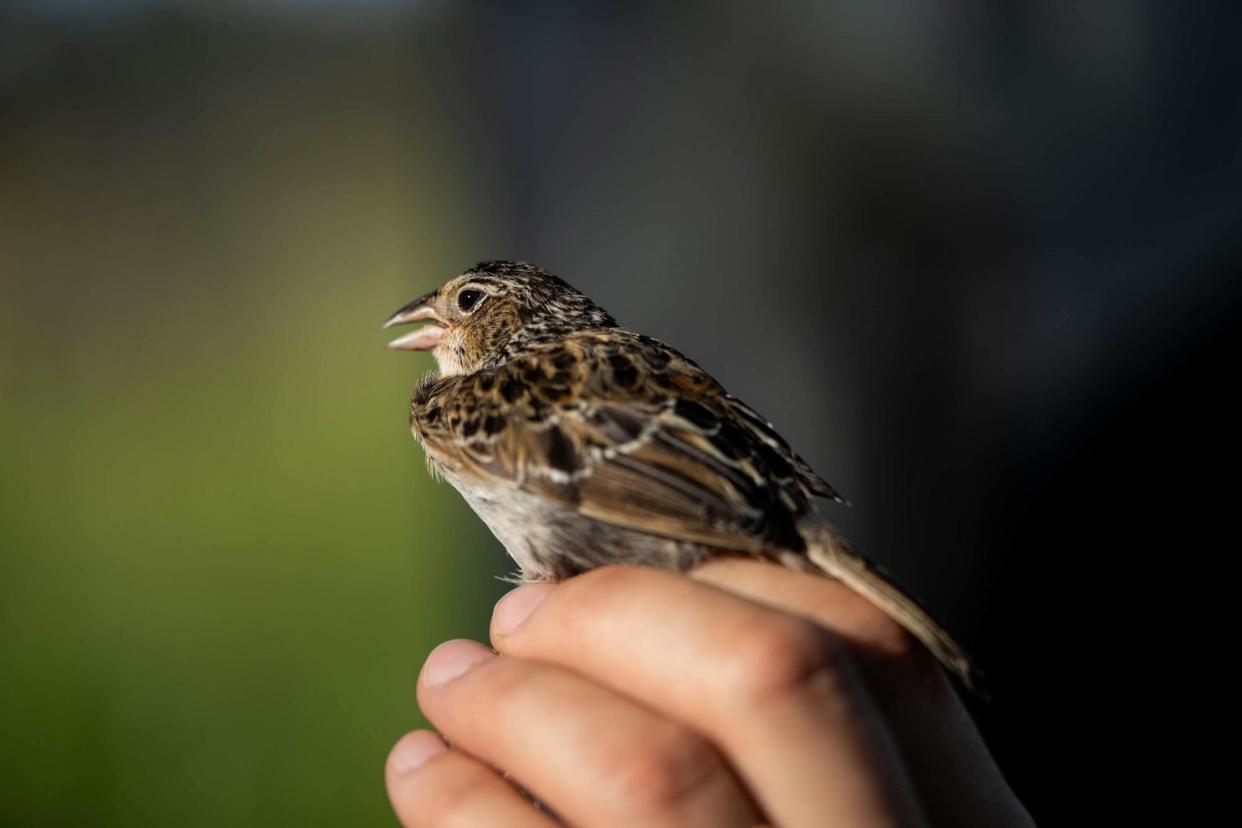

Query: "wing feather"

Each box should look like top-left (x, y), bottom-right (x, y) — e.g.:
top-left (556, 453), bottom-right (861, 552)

top-left (411, 331), bottom-right (835, 554)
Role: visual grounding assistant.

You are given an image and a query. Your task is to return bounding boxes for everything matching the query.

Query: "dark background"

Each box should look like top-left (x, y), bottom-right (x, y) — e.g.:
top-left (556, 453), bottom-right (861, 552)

top-left (3, 2), bottom-right (1237, 824)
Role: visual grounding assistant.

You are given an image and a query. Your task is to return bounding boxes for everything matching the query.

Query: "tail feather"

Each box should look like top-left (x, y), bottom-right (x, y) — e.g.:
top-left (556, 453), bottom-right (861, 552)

top-left (805, 526), bottom-right (985, 696)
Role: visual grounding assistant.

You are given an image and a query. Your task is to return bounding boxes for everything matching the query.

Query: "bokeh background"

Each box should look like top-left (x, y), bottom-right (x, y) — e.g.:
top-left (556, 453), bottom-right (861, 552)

top-left (2, 2), bottom-right (1237, 825)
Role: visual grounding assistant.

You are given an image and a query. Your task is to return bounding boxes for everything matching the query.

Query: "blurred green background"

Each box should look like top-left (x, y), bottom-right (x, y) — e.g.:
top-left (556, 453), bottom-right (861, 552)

top-left (1, 8), bottom-right (512, 825)
top-left (4, 2), bottom-right (1240, 825)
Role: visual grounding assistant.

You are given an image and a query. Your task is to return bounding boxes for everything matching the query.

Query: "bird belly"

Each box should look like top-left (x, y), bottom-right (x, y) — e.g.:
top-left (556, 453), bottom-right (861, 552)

top-left (447, 478), bottom-right (711, 582)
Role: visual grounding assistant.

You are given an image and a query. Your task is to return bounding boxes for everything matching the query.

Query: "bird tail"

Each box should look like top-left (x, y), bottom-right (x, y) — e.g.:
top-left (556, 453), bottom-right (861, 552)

top-left (804, 525), bottom-right (985, 696)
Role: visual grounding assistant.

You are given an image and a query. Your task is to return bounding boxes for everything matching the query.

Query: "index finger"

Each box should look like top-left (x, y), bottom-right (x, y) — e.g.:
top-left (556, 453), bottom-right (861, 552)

top-left (490, 566), bottom-right (925, 828)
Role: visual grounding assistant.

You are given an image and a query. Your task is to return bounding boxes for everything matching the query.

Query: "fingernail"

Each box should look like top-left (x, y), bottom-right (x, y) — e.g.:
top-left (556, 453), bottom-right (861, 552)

top-left (492, 584), bottom-right (554, 636)
top-left (390, 730), bottom-right (447, 775)
top-left (421, 639), bottom-right (494, 687)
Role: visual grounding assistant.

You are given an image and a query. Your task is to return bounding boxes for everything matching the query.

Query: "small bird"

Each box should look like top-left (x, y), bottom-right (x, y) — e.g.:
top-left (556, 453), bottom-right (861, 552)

top-left (384, 261), bottom-right (978, 690)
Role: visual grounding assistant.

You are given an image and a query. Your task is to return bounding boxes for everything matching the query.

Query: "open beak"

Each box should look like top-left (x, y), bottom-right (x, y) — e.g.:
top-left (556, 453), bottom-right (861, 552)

top-left (382, 291), bottom-right (450, 351)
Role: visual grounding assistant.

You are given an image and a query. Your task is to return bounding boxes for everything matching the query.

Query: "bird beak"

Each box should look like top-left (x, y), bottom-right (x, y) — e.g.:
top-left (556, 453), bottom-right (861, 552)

top-left (383, 292), bottom-right (450, 351)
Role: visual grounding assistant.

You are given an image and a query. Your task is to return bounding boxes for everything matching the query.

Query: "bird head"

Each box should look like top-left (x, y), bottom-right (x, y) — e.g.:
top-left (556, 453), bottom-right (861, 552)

top-left (383, 261), bottom-right (617, 377)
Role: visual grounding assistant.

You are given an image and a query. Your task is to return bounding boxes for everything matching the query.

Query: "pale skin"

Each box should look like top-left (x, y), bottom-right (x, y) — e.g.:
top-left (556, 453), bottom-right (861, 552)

top-left (385, 560), bottom-right (1036, 827)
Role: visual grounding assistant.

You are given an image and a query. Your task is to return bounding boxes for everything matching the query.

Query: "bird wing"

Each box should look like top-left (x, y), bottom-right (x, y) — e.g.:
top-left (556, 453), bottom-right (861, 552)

top-left (410, 330), bottom-right (839, 554)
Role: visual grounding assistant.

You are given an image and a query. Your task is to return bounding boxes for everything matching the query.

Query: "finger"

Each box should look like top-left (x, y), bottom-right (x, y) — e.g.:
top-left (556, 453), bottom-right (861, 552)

top-left (491, 568), bottom-right (926, 828)
top-left (689, 558), bottom-right (1035, 828)
top-left (385, 730), bottom-right (558, 828)
top-left (417, 639), bottom-right (762, 828)
top-left (689, 557), bottom-right (942, 696)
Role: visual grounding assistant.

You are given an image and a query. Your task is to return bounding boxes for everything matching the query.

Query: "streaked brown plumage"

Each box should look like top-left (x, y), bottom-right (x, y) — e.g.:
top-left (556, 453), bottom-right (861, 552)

top-left (385, 261), bottom-right (979, 691)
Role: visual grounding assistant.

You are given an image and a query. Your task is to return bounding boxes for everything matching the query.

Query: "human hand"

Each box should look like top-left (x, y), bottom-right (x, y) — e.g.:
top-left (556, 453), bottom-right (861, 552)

top-left (385, 560), bottom-right (1034, 826)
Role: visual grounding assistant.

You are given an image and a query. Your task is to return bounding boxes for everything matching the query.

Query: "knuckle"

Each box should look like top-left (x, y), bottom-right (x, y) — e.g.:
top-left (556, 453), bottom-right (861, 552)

top-left (726, 615), bottom-right (848, 705)
top-left (599, 724), bottom-right (718, 816)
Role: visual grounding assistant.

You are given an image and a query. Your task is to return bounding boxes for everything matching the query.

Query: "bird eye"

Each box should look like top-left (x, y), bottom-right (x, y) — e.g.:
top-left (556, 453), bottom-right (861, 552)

top-left (457, 289), bottom-right (484, 312)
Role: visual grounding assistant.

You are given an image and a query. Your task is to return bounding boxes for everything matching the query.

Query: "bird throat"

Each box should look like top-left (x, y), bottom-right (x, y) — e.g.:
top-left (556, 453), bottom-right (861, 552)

top-left (432, 338), bottom-right (468, 378)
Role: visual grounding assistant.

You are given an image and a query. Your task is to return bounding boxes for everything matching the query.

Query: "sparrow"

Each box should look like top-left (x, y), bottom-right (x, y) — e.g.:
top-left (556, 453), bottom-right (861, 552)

top-left (384, 261), bottom-right (978, 691)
